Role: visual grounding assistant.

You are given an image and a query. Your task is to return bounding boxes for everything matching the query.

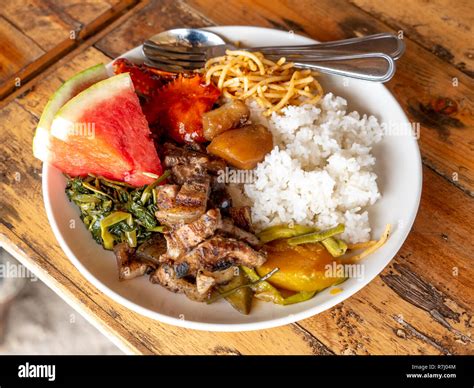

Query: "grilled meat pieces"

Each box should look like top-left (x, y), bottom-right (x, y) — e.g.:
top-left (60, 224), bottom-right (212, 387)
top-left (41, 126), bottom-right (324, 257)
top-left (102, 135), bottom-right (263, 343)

top-left (155, 184), bottom-right (179, 210)
top-left (164, 209), bottom-right (222, 259)
top-left (218, 218), bottom-right (260, 247)
top-left (175, 176), bottom-right (210, 208)
top-left (114, 243), bottom-right (155, 281)
top-left (150, 263), bottom-right (210, 302)
top-left (135, 234), bottom-right (168, 266)
top-left (155, 152), bottom-right (214, 227)
top-left (149, 143), bottom-right (265, 304)
top-left (162, 143), bottom-right (226, 180)
top-left (155, 180), bottom-right (209, 227)
top-left (174, 236), bottom-right (266, 278)
top-left (229, 206), bottom-right (253, 232)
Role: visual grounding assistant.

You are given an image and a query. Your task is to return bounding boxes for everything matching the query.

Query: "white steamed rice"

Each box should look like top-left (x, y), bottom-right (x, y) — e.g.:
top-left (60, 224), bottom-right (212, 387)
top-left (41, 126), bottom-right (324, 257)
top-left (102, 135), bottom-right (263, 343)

top-left (244, 93), bottom-right (383, 243)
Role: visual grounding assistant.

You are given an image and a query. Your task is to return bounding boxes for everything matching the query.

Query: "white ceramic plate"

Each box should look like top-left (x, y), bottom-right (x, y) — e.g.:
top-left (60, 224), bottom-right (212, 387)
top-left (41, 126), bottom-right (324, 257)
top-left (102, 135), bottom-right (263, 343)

top-left (43, 26), bottom-right (422, 331)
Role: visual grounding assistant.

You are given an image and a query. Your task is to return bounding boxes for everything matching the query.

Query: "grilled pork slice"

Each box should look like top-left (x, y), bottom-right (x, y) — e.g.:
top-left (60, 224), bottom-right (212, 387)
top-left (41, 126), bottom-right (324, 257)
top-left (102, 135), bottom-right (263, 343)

top-left (171, 163), bottom-right (206, 185)
top-left (174, 236), bottom-right (266, 278)
top-left (114, 242), bottom-right (156, 281)
top-left (229, 206), bottom-right (253, 232)
top-left (163, 143), bottom-right (226, 175)
top-left (218, 218), bottom-right (260, 247)
top-left (155, 184), bottom-right (179, 210)
top-left (135, 234), bottom-right (168, 265)
top-left (150, 263), bottom-right (210, 302)
top-left (175, 176), bottom-right (210, 208)
top-left (155, 181), bottom-right (209, 227)
top-left (164, 209), bottom-right (222, 259)
top-left (156, 206), bottom-right (204, 227)
top-left (162, 142), bottom-right (209, 167)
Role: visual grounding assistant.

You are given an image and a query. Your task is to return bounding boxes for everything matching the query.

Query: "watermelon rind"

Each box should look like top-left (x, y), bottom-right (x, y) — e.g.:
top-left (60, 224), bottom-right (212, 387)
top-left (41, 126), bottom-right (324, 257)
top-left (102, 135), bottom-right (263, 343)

top-left (48, 72), bottom-right (162, 186)
top-left (33, 63), bottom-right (108, 161)
top-left (52, 73), bottom-right (132, 126)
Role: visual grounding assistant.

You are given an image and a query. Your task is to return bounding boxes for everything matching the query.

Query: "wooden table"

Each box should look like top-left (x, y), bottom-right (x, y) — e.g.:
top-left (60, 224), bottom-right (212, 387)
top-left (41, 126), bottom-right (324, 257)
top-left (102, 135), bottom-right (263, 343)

top-left (0, 0), bottom-right (472, 355)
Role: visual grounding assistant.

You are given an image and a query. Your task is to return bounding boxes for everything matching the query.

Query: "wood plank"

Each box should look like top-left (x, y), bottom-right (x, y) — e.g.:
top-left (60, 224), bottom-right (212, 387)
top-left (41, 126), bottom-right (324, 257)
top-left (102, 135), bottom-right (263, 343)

top-left (0, 0), bottom-right (147, 108)
top-left (0, 16), bottom-right (44, 84)
top-left (182, 0), bottom-right (474, 196)
top-left (95, 0), bottom-right (212, 58)
top-left (0, 0), bottom-right (137, 99)
top-left (2, 0), bottom-right (78, 52)
top-left (348, 0), bottom-right (474, 76)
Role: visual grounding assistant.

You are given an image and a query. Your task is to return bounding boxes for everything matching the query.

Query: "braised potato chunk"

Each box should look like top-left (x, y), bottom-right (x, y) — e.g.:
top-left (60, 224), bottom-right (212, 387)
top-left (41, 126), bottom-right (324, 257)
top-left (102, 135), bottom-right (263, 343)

top-left (202, 100), bottom-right (250, 140)
top-left (207, 124), bottom-right (273, 169)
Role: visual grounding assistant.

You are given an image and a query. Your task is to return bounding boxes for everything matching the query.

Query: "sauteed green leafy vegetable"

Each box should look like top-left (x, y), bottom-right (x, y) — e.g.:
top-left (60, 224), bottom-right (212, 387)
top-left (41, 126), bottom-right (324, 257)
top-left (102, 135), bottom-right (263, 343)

top-left (65, 171), bottom-right (170, 250)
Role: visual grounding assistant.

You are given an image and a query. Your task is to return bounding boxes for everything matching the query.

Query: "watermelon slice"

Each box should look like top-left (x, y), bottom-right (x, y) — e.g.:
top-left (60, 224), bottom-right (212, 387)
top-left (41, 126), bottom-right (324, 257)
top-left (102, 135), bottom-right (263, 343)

top-left (33, 64), bottom-right (108, 161)
top-left (37, 72), bottom-right (162, 186)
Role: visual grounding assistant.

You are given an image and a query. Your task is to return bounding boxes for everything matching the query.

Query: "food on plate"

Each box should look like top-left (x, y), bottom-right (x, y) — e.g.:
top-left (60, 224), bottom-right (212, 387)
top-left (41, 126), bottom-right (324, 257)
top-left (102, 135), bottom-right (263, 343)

top-left (207, 124), bottom-right (273, 169)
top-left (257, 224), bottom-right (316, 243)
top-left (34, 43), bottom-right (391, 315)
top-left (205, 50), bottom-right (323, 115)
top-left (244, 95), bottom-right (383, 244)
top-left (241, 266), bottom-right (316, 305)
top-left (66, 172), bottom-right (169, 250)
top-left (113, 58), bottom-right (176, 98)
top-left (257, 239), bottom-right (346, 292)
top-left (36, 73), bottom-right (163, 186)
top-left (216, 269), bottom-right (253, 315)
top-left (142, 74), bottom-right (220, 143)
top-left (202, 100), bottom-right (250, 140)
top-left (33, 64), bottom-right (108, 162)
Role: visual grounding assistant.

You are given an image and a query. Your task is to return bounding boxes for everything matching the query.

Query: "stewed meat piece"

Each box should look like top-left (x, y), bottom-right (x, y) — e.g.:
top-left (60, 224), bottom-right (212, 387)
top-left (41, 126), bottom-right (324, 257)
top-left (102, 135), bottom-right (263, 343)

top-left (202, 99), bottom-right (250, 140)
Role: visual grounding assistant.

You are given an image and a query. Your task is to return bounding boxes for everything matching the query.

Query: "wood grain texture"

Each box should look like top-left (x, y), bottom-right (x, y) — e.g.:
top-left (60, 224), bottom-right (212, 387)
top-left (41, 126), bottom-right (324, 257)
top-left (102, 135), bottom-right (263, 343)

top-left (348, 0), bottom-right (474, 76)
top-left (0, 16), bottom-right (44, 84)
top-left (0, 0), bottom-right (472, 354)
top-left (0, 0), bottom-right (137, 99)
top-left (184, 0), bottom-right (474, 196)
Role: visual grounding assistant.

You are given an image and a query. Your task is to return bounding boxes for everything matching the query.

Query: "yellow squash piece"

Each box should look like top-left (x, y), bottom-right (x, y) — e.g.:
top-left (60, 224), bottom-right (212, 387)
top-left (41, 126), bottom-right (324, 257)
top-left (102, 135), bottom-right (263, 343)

top-left (257, 240), bottom-right (346, 292)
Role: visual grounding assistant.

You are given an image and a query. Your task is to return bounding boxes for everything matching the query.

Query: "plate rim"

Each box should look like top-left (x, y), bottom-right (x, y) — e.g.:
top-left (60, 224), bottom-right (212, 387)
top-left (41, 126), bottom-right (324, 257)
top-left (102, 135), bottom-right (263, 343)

top-left (42, 25), bottom-right (423, 332)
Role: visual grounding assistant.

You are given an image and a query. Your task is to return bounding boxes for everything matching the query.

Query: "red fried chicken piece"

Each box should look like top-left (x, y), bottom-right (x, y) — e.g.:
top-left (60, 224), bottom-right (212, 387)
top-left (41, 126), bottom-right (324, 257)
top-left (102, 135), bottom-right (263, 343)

top-left (113, 58), bottom-right (176, 98)
top-left (142, 74), bottom-right (220, 143)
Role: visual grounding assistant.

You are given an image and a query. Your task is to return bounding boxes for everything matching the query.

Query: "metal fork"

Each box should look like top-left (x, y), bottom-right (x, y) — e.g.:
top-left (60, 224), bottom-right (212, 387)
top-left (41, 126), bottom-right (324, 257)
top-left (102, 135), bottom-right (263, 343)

top-left (142, 30), bottom-right (403, 82)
